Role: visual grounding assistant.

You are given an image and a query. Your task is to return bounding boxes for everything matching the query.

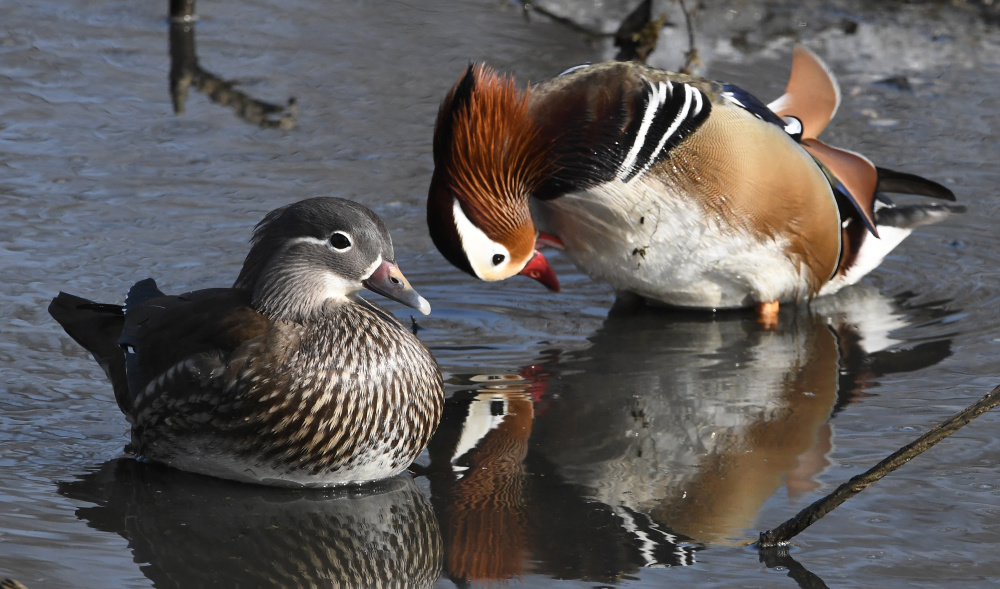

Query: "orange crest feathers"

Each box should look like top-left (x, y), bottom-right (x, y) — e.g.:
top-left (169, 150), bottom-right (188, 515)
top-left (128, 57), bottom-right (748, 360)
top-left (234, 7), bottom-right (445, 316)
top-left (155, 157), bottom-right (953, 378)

top-left (442, 64), bottom-right (551, 237)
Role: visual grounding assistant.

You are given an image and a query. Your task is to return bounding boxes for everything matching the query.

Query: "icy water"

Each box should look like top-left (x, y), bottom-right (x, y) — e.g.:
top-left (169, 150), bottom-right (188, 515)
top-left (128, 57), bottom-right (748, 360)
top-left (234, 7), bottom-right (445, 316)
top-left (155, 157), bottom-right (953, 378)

top-left (2, 0), bottom-right (1000, 586)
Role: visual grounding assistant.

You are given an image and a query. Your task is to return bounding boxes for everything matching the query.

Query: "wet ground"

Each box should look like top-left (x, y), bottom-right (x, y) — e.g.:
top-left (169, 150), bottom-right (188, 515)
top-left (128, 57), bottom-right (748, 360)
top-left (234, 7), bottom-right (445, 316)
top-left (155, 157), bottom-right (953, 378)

top-left (2, 0), bottom-right (999, 586)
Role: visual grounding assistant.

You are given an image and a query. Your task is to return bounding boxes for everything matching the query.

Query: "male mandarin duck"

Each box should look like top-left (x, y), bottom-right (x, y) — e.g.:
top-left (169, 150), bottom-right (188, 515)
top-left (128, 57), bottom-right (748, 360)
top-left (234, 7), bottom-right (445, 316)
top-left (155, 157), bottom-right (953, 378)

top-left (427, 47), bottom-right (959, 320)
top-left (49, 197), bottom-right (445, 487)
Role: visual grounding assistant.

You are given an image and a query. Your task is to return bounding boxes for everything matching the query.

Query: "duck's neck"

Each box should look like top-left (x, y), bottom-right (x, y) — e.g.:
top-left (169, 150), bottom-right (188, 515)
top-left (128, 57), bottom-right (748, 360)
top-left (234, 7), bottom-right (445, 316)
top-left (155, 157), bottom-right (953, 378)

top-left (250, 261), bottom-right (359, 324)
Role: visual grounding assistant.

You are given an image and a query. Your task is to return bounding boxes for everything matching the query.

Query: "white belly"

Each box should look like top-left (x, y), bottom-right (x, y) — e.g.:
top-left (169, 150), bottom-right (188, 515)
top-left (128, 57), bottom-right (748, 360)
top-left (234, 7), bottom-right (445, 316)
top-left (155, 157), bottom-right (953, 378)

top-left (532, 179), bottom-right (815, 308)
top-left (146, 436), bottom-right (407, 488)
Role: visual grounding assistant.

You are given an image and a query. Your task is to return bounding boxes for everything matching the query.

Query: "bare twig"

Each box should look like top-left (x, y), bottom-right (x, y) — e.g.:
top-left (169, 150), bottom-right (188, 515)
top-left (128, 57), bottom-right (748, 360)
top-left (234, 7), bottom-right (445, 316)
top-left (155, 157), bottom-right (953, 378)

top-left (758, 384), bottom-right (1000, 547)
top-left (676, 0), bottom-right (700, 74)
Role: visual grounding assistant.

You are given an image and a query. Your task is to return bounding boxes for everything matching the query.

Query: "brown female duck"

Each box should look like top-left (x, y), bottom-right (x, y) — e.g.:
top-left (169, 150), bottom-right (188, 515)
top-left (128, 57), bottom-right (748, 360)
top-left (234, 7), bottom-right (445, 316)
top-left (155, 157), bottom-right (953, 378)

top-left (49, 197), bottom-right (445, 487)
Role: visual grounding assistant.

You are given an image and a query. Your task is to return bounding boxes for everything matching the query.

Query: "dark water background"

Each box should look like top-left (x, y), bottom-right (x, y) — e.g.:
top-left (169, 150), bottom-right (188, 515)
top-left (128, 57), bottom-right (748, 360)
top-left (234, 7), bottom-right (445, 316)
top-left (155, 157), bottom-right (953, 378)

top-left (2, 0), bottom-right (999, 586)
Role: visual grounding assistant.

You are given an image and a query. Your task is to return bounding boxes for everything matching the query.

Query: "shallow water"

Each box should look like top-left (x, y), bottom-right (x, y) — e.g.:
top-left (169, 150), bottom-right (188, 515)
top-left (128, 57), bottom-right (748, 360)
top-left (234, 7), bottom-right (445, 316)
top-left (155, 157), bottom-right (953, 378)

top-left (2, 0), bottom-right (999, 586)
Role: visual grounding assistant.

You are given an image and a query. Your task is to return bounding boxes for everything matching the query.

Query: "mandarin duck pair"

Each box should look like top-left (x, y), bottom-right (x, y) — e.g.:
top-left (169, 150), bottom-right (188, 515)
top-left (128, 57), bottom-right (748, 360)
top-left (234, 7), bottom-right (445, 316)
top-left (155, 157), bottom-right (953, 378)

top-left (51, 48), bottom-right (957, 487)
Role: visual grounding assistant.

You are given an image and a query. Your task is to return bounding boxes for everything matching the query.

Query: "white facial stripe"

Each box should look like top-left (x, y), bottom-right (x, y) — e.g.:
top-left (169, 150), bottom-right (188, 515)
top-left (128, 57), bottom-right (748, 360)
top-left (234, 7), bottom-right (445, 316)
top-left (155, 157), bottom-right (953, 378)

top-left (282, 237), bottom-right (382, 295)
top-left (558, 63), bottom-right (592, 77)
top-left (451, 198), bottom-right (512, 281)
top-left (284, 236), bottom-right (328, 248)
top-left (360, 254), bottom-right (383, 281)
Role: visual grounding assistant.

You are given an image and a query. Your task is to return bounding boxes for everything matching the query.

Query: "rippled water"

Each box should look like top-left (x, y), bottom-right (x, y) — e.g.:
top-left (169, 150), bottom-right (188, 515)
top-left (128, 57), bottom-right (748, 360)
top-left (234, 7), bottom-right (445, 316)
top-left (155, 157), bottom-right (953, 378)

top-left (2, 0), bottom-right (999, 587)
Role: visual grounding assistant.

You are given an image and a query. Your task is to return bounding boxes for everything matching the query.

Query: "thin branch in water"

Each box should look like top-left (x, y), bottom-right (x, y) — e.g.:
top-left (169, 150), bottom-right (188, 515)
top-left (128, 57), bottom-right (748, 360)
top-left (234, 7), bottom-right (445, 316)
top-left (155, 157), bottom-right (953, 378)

top-left (758, 383), bottom-right (1000, 548)
top-left (168, 0), bottom-right (296, 129)
top-left (758, 545), bottom-right (830, 589)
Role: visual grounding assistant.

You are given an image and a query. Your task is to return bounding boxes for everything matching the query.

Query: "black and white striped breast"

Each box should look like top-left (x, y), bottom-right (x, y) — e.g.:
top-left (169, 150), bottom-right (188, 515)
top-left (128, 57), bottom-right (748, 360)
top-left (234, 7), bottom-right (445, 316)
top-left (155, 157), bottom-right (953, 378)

top-left (533, 65), bottom-right (712, 199)
top-left (616, 79), bottom-right (709, 183)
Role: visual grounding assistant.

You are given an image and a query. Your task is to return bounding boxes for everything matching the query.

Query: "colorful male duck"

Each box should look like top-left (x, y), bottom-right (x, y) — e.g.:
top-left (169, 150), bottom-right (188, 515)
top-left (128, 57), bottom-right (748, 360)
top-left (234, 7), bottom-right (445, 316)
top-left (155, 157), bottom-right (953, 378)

top-left (427, 47), bottom-right (959, 322)
top-left (50, 197), bottom-right (445, 487)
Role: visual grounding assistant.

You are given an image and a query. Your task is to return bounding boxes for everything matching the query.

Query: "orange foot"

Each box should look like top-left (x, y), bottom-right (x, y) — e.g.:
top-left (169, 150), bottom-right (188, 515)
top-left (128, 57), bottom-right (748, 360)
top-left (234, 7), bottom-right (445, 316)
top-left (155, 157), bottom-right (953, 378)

top-left (757, 301), bottom-right (779, 330)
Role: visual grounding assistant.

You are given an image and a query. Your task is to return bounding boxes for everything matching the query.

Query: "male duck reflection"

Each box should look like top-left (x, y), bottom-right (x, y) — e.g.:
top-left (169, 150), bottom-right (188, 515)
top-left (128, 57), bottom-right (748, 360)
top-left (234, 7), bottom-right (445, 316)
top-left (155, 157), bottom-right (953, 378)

top-left (427, 46), bottom-right (960, 322)
top-left (49, 197), bottom-right (445, 487)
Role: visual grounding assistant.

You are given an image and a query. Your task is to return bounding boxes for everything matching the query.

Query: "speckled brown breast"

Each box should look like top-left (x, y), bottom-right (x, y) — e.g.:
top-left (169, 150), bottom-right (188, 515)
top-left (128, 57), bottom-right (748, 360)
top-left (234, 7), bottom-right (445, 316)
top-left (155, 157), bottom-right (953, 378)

top-left (129, 301), bottom-right (445, 486)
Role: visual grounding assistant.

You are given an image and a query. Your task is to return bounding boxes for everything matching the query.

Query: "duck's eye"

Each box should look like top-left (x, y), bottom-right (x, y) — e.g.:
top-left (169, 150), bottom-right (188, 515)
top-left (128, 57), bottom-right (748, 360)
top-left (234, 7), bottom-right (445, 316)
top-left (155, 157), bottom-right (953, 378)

top-left (329, 231), bottom-right (352, 251)
top-left (491, 253), bottom-right (506, 266)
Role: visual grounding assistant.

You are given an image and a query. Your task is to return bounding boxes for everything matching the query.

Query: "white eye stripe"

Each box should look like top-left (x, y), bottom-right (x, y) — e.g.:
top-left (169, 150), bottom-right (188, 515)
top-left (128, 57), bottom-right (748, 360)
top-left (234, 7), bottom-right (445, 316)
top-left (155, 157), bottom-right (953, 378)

top-left (283, 235), bottom-right (353, 253)
top-left (285, 236), bottom-right (328, 248)
top-left (451, 198), bottom-right (511, 281)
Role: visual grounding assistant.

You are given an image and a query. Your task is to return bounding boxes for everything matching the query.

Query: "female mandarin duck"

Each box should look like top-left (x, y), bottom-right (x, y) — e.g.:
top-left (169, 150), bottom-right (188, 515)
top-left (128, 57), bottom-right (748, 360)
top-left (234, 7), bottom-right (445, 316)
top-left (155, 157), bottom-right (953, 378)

top-left (49, 197), bottom-right (445, 487)
top-left (427, 47), bottom-right (959, 321)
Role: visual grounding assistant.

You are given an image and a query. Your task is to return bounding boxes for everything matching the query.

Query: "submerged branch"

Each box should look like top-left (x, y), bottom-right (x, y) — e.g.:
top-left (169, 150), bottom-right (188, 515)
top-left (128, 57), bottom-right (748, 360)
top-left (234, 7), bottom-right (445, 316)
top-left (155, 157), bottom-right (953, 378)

top-left (758, 383), bottom-right (1000, 548)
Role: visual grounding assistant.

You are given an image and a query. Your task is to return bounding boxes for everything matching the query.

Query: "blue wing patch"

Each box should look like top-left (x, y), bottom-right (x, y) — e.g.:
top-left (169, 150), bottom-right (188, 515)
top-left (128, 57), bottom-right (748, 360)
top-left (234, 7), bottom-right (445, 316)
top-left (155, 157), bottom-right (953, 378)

top-left (720, 84), bottom-right (787, 129)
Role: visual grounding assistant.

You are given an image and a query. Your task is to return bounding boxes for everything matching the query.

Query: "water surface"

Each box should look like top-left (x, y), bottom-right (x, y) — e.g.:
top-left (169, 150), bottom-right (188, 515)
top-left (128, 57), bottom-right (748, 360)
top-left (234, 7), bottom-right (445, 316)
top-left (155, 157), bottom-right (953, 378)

top-left (2, 0), bottom-right (999, 587)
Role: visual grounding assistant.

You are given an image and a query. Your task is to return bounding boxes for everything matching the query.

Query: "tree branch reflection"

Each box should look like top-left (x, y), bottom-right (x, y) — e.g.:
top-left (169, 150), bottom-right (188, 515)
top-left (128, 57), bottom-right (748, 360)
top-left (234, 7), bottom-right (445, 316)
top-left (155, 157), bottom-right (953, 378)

top-left (168, 0), bottom-right (296, 129)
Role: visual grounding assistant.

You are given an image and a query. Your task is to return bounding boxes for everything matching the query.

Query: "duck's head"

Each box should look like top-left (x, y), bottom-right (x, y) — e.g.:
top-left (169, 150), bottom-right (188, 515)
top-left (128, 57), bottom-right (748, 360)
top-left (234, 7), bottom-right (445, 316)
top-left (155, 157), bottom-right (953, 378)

top-left (235, 197), bottom-right (431, 321)
top-left (427, 64), bottom-right (560, 292)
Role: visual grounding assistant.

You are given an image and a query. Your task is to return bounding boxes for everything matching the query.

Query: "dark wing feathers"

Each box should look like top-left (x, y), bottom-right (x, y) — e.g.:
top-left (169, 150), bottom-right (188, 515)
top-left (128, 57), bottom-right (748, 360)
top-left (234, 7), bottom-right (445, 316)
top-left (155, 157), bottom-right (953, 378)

top-left (876, 167), bottom-right (956, 201)
top-left (48, 292), bottom-right (131, 414)
top-left (875, 203), bottom-right (965, 230)
top-left (124, 277), bottom-right (166, 312)
top-left (531, 63), bottom-right (711, 199)
top-left (720, 83), bottom-right (788, 128)
top-left (50, 284), bottom-right (267, 417)
top-left (121, 289), bottom-right (265, 408)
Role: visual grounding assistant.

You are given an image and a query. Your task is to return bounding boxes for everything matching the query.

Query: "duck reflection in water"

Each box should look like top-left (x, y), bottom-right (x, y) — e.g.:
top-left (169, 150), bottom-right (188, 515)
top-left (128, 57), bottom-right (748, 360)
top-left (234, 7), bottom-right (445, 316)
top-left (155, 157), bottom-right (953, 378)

top-left (426, 284), bottom-right (952, 584)
top-left (58, 461), bottom-right (442, 588)
top-left (55, 288), bottom-right (951, 587)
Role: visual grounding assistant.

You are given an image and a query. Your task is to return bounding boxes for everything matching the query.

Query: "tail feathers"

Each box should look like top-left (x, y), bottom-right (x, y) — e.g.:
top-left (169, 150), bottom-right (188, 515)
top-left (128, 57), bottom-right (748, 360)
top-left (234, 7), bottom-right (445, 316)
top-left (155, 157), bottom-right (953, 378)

top-left (877, 167), bottom-right (956, 201)
top-left (48, 293), bottom-right (131, 414)
top-left (876, 203), bottom-right (965, 230)
top-left (803, 138), bottom-right (879, 237)
top-left (125, 278), bottom-right (165, 311)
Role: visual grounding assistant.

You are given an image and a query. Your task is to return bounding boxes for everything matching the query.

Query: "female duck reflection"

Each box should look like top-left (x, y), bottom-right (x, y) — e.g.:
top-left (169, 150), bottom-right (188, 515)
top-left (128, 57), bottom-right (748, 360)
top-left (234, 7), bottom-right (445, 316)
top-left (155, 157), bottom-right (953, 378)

top-left (59, 460), bottom-right (442, 587)
top-left (426, 287), bottom-right (951, 583)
